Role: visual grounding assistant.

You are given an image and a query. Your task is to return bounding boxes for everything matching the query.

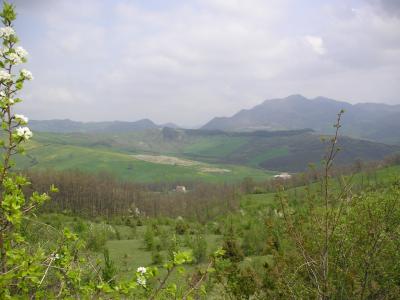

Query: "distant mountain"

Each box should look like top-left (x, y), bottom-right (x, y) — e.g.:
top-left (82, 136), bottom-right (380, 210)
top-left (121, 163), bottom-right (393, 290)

top-left (29, 118), bottom-right (162, 133)
top-left (202, 95), bottom-right (400, 144)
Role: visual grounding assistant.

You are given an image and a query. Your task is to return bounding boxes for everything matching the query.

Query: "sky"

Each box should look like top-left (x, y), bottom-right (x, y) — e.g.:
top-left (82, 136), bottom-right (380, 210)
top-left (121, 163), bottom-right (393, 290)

top-left (8, 0), bottom-right (400, 126)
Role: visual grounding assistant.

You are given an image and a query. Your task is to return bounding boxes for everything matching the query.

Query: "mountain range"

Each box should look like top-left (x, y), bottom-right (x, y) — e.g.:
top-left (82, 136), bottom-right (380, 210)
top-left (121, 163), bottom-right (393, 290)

top-left (202, 95), bottom-right (400, 145)
top-left (29, 95), bottom-right (400, 145)
top-left (28, 118), bottom-right (177, 133)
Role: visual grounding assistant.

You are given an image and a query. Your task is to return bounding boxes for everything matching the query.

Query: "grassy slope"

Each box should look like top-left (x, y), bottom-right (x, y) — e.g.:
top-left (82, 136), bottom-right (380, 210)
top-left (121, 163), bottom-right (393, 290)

top-left (16, 130), bottom-right (398, 183)
top-left (16, 142), bottom-right (274, 183)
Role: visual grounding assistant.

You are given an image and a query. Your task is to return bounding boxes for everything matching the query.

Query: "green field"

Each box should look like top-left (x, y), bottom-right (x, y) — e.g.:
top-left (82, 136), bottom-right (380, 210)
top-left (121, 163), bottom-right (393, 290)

top-left (16, 142), bottom-right (274, 183)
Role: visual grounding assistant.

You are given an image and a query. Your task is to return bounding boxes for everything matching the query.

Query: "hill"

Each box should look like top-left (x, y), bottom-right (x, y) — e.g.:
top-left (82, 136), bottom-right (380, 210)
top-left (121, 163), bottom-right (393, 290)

top-left (202, 95), bottom-right (400, 145)
top-left (14, 128), bottom-right (399, 181)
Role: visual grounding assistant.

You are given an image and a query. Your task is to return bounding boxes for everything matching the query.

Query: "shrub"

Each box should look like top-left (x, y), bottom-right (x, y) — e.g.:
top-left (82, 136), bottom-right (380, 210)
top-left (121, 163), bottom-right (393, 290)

top-left (143, 226), bottom-right (155, 251)
top-left (175, 217), bottom-right (189, 235)
top-left (192, 235), bottom-right (208, 263)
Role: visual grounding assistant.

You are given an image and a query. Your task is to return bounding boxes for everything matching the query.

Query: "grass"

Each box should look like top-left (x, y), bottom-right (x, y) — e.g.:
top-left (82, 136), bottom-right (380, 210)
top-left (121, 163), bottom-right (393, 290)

top-left (183, 136), bottom-right (250, 158)
top-left (248, 147), bottom-right (290, 167)
top-left (15, 140), bottom-right (275, 183)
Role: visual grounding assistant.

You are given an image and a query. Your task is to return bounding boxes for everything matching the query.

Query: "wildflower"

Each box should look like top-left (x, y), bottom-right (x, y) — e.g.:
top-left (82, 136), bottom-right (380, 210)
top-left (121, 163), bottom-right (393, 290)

top-left (14, 114), bottom-right (28, 124)
top-left (136, 266), bottom-right (146, 274)
top-left (16, 126), bottom-right (33, 140)
top-left (137, 276), bottom-right (146, 287)
top-left (0, 26), bottom-right (15, 38)
top-left (15, 46), bottom-right (28, 58)
top-left (51, 253), bottom-right (60, 260)
top-left (21, 69), bottom-right (33, 80)
top-left (8, 52), bottom-right (22, 64)
top-left (0, 70), bottom-right (11, 81)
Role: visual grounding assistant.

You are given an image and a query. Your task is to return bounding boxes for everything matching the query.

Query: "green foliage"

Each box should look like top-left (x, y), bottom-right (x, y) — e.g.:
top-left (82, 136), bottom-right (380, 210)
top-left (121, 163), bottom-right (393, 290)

top-left (143, 225), bottom-right (155, 251)
top-left (175, 217), bottom-right (189, 235)
top-left (102, 248), bottom-right (117, 286)
top-left (85, 222), bottom-right (116, 252)
top-left (192, 234), bottom-right (208, 263)
top-left (151, 250), bottom-right (164, 265)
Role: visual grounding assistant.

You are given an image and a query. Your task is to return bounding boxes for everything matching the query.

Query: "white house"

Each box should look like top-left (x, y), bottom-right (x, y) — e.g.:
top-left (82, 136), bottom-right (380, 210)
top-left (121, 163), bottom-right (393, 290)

top-left (273, 172), bottom-right (292, 180)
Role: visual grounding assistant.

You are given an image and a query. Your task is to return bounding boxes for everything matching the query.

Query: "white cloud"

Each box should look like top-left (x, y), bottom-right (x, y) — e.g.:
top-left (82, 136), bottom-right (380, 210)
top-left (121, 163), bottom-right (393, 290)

top-left (304, 35), bottom-right (326, 55)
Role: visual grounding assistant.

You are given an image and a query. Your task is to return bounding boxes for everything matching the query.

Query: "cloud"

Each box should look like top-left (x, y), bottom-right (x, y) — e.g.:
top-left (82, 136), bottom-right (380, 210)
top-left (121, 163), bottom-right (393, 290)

top-left (368, 0), bottom-right (400, 17)
top-left (7, 0), bottom-right (400, 126)
top-left (304, 36), bottom-right (326, 55)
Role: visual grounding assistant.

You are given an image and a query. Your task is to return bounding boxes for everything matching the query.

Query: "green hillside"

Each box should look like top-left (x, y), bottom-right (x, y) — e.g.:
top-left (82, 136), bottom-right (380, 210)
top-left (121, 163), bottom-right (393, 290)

top-left (14, 127), bottom-right (399, 183)
top-left (16, 142), bottom-right (274, 183)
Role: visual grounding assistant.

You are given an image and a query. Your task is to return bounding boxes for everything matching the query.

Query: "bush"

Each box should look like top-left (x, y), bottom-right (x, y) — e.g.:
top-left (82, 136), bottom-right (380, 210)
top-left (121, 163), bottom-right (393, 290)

top-left (175, 218), bottom-right (189, 235)
top-left (192, 235), bottom-right (207, 263)
top-left (151, 250), bottom-right (164, 265)
top-left (85, 223), bottom-right (116, 252)
top-left (143, 226), bottom-right (155, 251)
top-left (102, 248), bottom-right (117, 285)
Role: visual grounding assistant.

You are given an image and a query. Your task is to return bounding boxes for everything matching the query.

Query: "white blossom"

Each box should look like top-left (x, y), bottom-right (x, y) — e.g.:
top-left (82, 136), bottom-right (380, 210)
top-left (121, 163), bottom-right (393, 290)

top-left (14, 114), bottom-right (28, 124)
top-left (0, 90), bottom-right (5, 98)
top-left (51, 253), bottom-right (60, 260)
top-left (15, 46), bottom-right (28, 58)
top-left (0, 26), bottom-right (15, 38)
top-left (8, 52), bottom-right (22, 64)
top-left (21, 69), bottom-right (33, 80)
top-left (0, 47), bottom-right (9, 56)
top-left (136, 266), bottom-right (146, 274)
top-left (0, 70), bottom-right (11, 81)
top-left (136, 277), bottom-right (146, 287)
top-left (16, 126), bottom-right (33, 140)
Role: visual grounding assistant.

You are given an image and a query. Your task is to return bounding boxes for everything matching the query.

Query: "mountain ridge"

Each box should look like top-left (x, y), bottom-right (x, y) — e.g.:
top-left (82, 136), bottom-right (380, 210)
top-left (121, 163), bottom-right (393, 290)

top-left (28, 118), bottom-right (181, 133)
top-left (201, 95), bottom-right (400, 144)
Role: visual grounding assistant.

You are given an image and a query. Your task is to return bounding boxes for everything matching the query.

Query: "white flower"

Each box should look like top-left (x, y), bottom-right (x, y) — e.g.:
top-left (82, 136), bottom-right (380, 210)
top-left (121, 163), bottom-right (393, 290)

top-left (51, 253), bottom-right (60, 260)
top-left (16, 126), bottom-right (33, 140)
top-left (0, 26), bottom-right (15, 38)
top-left (8, 52), bottom-right (22, 64)
top-left (15, 46), bottom-right (28, 58)
top-left (136, 266), bottom-right (146, 274)
top-left (8, 98), bottom-right (14, 104)
top-left (0, 70), bottom-right (11, 81)
top-left (21, 69), bottom-right (33, 80)
top-left (136, 276), bottom-right (146, 287)
top-left (0, 90), bottom-right (5, 98)
top-left (15, 114), bottom-right (28, 124)
top-left (0, 47), bottom-right (9, 56)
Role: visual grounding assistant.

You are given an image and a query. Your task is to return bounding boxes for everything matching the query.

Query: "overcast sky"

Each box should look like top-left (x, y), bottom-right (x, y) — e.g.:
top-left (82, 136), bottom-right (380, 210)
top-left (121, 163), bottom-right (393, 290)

top-left (9, 0), bottom-right (400, 126)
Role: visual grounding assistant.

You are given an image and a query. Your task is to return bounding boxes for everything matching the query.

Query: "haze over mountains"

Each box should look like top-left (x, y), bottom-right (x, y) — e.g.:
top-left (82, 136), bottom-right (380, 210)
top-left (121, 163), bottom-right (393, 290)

top-left (30, 95), bottom-right (400, 145)
top-left (23, 94), bottom-right (400, 177)
top-left (202, 95), bottom-right (400, 145)
top-left (29, 119), bottom-right (175, 133)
